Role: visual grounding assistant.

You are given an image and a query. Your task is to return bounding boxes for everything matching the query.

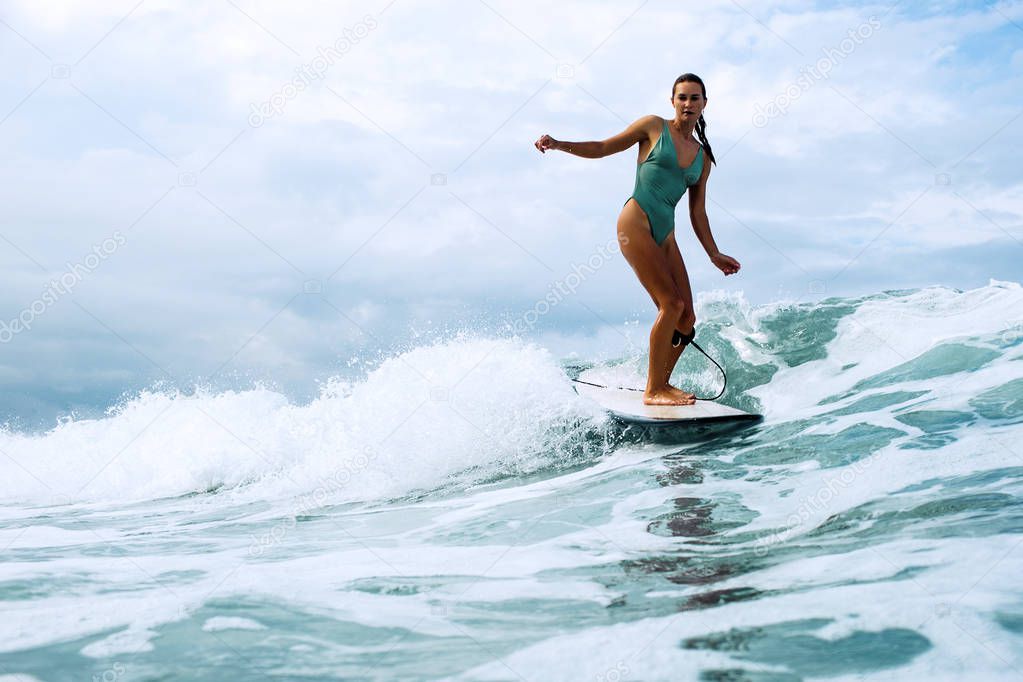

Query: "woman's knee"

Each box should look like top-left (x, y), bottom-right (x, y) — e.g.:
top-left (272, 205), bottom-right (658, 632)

top-left (659, 294), bottom-right (687, 318)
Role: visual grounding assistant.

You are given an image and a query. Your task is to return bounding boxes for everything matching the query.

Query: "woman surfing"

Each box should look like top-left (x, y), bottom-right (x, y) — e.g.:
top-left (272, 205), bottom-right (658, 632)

top-left (534, 73), bottom-right (741, 407)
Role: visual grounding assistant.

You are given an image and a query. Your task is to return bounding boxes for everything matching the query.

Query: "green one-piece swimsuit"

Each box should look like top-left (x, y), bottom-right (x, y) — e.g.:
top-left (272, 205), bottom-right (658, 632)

top-left (624, 118), bottom-right (704, 246)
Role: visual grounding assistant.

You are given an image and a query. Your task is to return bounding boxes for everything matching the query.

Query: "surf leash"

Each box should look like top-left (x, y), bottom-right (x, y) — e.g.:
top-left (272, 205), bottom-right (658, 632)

top-left (571, 327), bottom-right (727, 401)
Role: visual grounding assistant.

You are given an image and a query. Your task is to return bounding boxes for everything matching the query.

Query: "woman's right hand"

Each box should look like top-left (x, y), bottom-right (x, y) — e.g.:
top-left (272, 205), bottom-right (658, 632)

top-left (534, 134), bottom-right (559, 154)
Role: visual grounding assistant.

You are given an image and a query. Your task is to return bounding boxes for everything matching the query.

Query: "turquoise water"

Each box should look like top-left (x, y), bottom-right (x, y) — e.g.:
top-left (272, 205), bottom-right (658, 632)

top-left (1, 282), bottom-right (1022, 680)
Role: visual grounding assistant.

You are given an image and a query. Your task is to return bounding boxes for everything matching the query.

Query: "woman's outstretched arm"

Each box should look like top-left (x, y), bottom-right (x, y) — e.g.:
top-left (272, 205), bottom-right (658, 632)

top-left (535, 115), bottom-right (657, 158)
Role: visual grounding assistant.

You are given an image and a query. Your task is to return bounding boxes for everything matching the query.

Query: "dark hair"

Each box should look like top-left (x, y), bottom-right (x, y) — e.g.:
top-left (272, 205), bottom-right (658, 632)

top-left (672, 73), bottom-right (716, 166)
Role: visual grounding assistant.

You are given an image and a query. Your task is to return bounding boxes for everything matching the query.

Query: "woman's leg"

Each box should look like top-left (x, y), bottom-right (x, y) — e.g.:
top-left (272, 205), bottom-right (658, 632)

top-left (632, 233), bottom-right (697, 395)
top-left (617, 199), bottom-right (694, 405)
top-left (660, 233), bottom-right (697, 389)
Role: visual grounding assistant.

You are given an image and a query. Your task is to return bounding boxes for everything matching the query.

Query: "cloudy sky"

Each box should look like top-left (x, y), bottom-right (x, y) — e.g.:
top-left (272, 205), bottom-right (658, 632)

top-left (1, 0), bottom-right (1021, 426)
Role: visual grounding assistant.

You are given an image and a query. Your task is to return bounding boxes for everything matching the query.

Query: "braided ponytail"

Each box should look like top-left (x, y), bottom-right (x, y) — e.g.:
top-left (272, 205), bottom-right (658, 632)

top-left (695, 113), bottom-right (716, 166)
top-left (673, 73), bottom-right (716, 166)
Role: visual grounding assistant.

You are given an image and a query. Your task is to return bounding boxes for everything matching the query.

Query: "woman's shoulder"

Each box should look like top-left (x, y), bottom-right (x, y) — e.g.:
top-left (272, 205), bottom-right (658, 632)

top-left (629, 114), bottom-right (665, 142)
top-left (635, 114), bottom-right (664, 128)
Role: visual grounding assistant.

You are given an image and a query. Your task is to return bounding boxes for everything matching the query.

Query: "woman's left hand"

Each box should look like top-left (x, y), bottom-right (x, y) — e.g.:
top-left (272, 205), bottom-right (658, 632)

top-left (711, 252), bottom-right (740, 275)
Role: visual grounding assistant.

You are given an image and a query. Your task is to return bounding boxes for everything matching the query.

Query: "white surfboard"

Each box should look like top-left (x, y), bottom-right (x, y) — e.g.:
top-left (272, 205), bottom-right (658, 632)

top-left (573, 380), bottom-right (762, 426)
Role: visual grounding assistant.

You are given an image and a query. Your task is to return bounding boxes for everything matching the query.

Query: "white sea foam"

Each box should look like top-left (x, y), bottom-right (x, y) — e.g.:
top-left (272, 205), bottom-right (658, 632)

top-left (0, 336), bottom-right (606, 505)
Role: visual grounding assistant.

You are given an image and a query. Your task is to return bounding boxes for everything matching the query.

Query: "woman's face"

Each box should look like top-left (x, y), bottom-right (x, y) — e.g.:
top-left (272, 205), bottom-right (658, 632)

top-left (672, 83), bottom-right (705, 121)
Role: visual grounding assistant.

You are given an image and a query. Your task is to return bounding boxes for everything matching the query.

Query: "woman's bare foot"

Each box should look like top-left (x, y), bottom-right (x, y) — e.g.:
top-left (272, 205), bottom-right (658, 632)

top-left (666, 384), bottom-right (696, 402)
top-left (643, 387), bottom-right (696, 406)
